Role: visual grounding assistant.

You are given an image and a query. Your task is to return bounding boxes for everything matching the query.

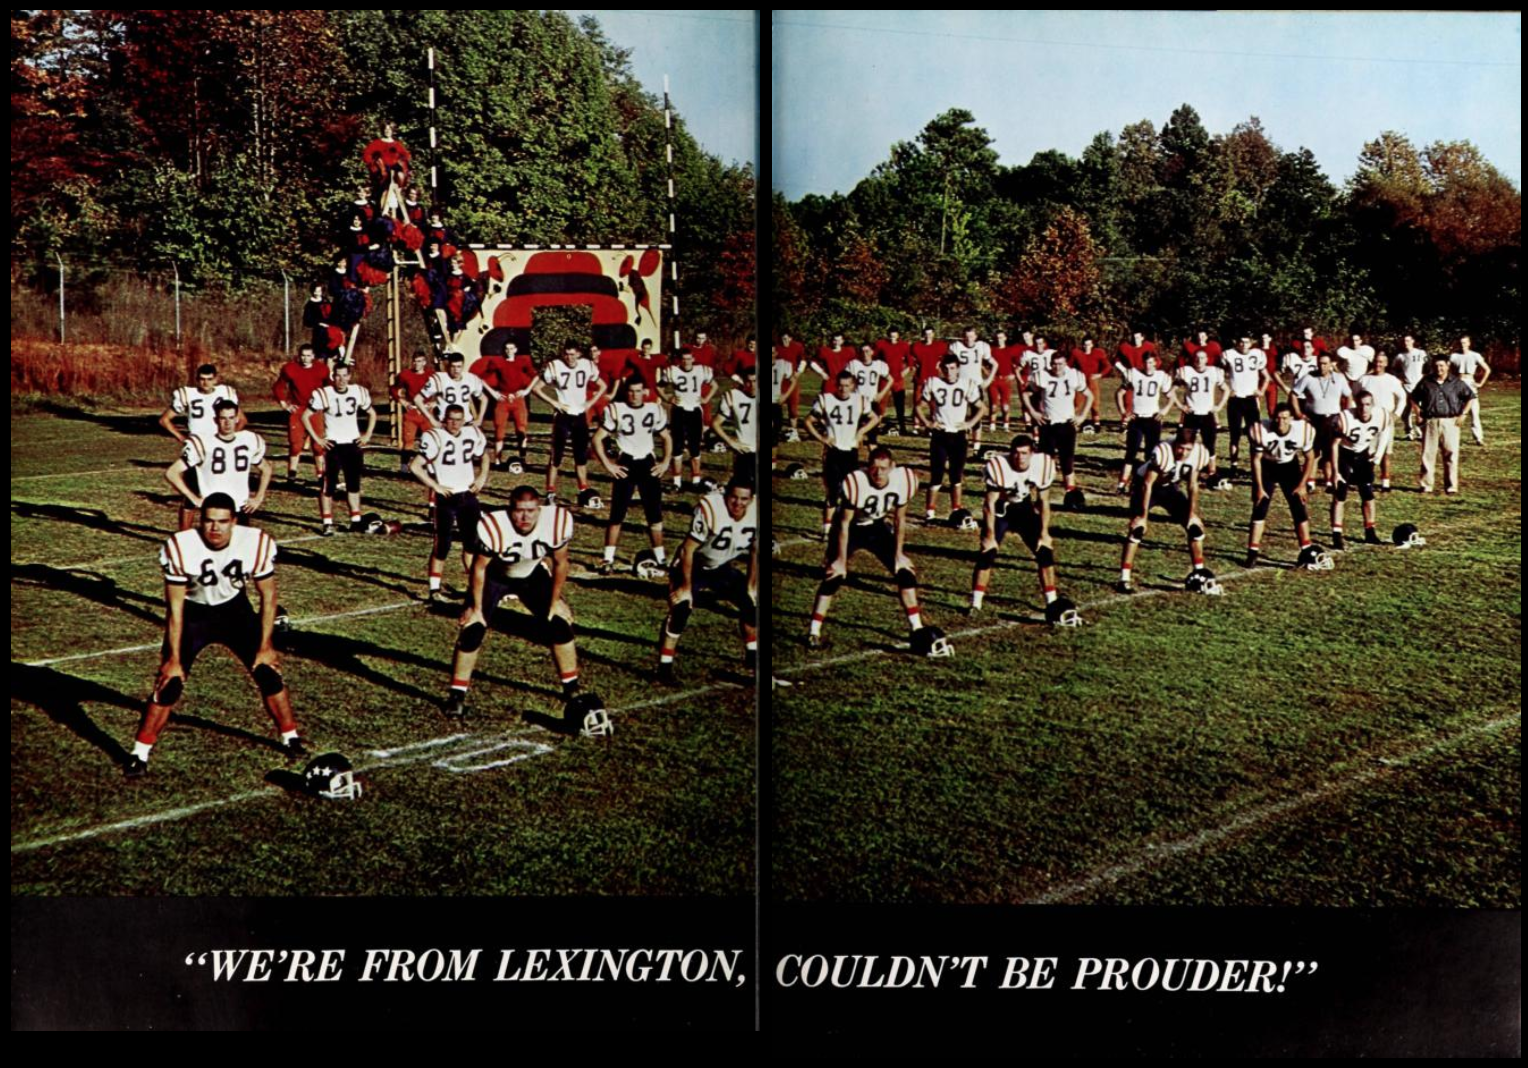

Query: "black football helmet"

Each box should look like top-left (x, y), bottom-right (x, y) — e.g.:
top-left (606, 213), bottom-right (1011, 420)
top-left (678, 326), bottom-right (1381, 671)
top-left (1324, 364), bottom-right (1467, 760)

top-left (1045, 596), bottom-right (1084, 625)
top-left (565, 692), bottom-right (613, 737)
top-left (303, 752), bottom-right (362, 800)
top-left (909, 625), bottom-right (954, 658)
top-left (1391, 523), bottom-right (1426, 548)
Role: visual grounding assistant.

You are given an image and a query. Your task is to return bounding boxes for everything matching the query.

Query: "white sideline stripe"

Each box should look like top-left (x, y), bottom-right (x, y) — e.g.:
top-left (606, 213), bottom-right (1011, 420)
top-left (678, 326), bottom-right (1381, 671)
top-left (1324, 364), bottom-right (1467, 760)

top-left (1025, 711), bottom-right (1521, 905)
top-left (22, 601), bottom-right (419, 666)
top-left (12, 788), bottom-right (274, 854)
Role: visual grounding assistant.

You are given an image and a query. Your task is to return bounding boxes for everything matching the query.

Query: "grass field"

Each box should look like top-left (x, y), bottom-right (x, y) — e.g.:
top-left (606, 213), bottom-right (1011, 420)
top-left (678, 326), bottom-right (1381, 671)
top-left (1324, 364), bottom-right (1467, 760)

top-left (770, 382), bottom-right (1521, 905)
top-left (11, 398), bottom-right (754, 896)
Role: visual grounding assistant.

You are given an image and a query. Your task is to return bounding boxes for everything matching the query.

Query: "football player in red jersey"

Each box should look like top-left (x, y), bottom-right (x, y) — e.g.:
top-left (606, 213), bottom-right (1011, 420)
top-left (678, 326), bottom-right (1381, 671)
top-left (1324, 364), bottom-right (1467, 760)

top-left (125, 493), bottom-right (303, 778)
top-left (472, 341), bottom-right (536, 470)
top-left (1181, 330), bottom-right (1223, 370)
top-left (722, 337), bottom-right (757, 381)
top-left (274, 344), bottom-right (331, 483)
top-left (392, 349), bottom-right (435, 473)
top-left (625, 337), bottom-right (668, 393)
top-left (909, 326), bottom-right (950, 412)
top-left (988, 330), bottom-right (1020, 433)
top-left (875, 329), bottom-right (912, 436)
top-left (1071, 337), bottom-right (1110, 433)
top-left (776, 331), bottom-right (807, 440)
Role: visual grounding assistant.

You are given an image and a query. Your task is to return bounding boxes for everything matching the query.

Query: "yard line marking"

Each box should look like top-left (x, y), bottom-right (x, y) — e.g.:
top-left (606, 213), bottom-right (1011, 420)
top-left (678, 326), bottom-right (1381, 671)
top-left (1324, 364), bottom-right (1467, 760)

top-left (1024, 710), bottom-right (1521, 905)
top-left (434, 739), bottom-right (555, 773)
top-left (368, 733), bottom-right (472, 758)
top-left (11, 788), bottom-right (275, 854)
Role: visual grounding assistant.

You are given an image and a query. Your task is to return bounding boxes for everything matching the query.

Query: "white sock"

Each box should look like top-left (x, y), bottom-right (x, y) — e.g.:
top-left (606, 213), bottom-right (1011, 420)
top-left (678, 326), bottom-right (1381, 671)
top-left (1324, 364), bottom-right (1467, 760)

top-left (970, 590), bottom-right (985, 609)
top-left (133, 740), bottom-right (153, 761)
top-left (653, 546), bottom-right (666, 564)
top-left (603, 545), bottom-right (616, 562)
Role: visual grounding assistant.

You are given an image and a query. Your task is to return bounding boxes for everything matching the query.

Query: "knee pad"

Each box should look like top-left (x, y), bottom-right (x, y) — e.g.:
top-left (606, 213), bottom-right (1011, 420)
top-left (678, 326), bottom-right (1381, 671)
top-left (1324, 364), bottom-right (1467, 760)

top-left (457, 620), bottom-right (487, 653)
top-left (1358, 483), bottom-right (1375, 503)
top-left (1128, 524), bottom-right (1146, 545)
top-left (545, 614), bottom-right (575, 645)
top-left (1333, 482), bottom-right (1350, 502)
top-left (818, 574), bottom-right (845, 597)
top-left (1251, 497), bottom-right (1272, 522)
top-left (1035, 545), bottom-right (1055, 569)
top-left (1186, 522), bottom-right (1204, 542)
top-left (977, 548), bottom-right (999, 571)
top-left (252, 663), bottom-right (285, 697)
top-left (894, 567), bottom-right (918, 591)
top-left (154, 676), bottom-right (184, 706)
top-left (1290, 498), bottom-right (1309, 525)
top-left (668, 599), bottom-right (693, 634)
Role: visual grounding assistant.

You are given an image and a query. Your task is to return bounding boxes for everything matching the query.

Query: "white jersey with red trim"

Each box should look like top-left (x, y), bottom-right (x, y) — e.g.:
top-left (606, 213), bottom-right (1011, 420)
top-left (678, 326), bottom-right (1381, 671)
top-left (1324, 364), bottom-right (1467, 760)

top-left (663, 363), bottom-right (713, 411)
top-left (181, 431), bottom-right (267, 510)
top-left (812, 392), bottom-right (870, 451)
top-left (1178, 365), bottom-right (1226, 414)
top-left (1282, 352), bottom-right (1317, 381)
top-left (1123, 368), bottom-right (1174, 418)
top-left (947, 340), bottom-right (991, 389)
top-left (717, 388), bottom-right (757, 453)
top-left (601, 400), bottom-right (668, 459)
top-left (770, 359), bottom-right (794, 403)
top-left (1221, 349), bottom-right (1267, 398)
top-left (541, 359), bottom-right (599, 415)
top-left (418, 425), bottom-right (488, 492)
top-left (171, 384), bottom-right (239, 441)
top-left (160, 524), bottom-right (276, 607)
top-left (920, 377), bottom-right (980, 433)
top-left (984, 452), bottom-right (1056, 504)
top-left (1019, 348), bottom-right (1051, 381)
top-left (689, 490), bottom-right (757, 570)
top-left (1139, 441), bottom-right (1212, 486)
top-left (420, 371), bottom-right (490, 423)
top-left (1251, 418), bottom-right (1317, 465)
top-left (841, 466), bottom-right (918, 527)
top-left (308, 384), bottom-right (373, 444)
top-left (477, 504), bottom-right (573, 579)
top-left (848, 358), bottom-right (889, 403)
top-left (1031, 366), bottom-right (1087, 423)
top-left (1337, 408), bottom-right (1392, 456)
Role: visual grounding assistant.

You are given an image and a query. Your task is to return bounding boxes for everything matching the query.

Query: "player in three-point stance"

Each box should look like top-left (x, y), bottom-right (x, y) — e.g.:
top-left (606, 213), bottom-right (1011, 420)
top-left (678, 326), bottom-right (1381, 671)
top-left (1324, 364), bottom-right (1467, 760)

top-left (1329, 390), bottom-right (1392, 550)
top-left (1118, 427), bottom-right (1217, 595)
top-left (657, 476), bottom-right (759, 684)
top-left (125, 493), bottom-right (304, 778)
top-left (160, 363), bottom-right (244, 531)
top-left (444, 486), bottom-right (594, 726)
top-left (917, 353), bottom-right (987, 523)
top-left (593, 376), bottom-right (673, 575)
top-left (969, 435), bottom-right (1081, 624)
top-left (410, 404), bottom-right (492, 603)
top-left (166, 399), bottom-right (272, 520)
top-left (808, 448), bottom-right (945, 655)
top-left (303, 361), bottom-right (376, 535)
top-left (1246, 403), bottom-right (1328, 571)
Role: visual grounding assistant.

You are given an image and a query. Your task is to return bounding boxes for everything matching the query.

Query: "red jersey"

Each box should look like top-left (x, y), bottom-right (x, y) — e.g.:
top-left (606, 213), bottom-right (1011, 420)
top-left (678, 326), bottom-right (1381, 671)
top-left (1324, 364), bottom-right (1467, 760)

top-left (1072, 347), bottom-right (1111, 376)
top-left (689, 343), bottom-right (719, 370)
top-left (1116, 341), bottom-right (1157, 372)
top-left (1182, 338), bottom-right (1223, 368)
top-left (500, 354), bottom-right (537, 395)
top-left (469, 356), bottom-right (513, 394)
top-left (594, 348), bottom-right (633, 388)
top-left (274, 361), bottom-right (331, 408)
top-left (875, 339), bottom-right (912, 385)
top-left (992, 345), bottom-right (1021, 379)
top-left (392, 368), bottom-right (431, 402)
top-left (625, 352), bottom-right (668, 392)
top-left (775, 340), bottom-right (806, 370)
top-left (910, 340), bottom-right (949, 385)
top-left (722, 348), bottom-right (756, 377)
top-left (812, 345), bottom-right (855, 381)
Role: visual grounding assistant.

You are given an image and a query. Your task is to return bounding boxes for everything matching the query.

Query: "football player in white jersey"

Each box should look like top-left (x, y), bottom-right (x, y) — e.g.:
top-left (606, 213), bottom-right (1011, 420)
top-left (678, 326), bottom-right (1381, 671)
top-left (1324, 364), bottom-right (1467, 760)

top-left (165, 399), bottom-right (272, 520)
top-left (770, 349), bottom-right (797, 468)
top-left (416, 350), bottom-right (494, 427)
top-left (303, 362), bottom-right (376, 535)
top-left (532, 341), bottom-right (607, 507)
top-left (711, 363), bottom-right (758, 485)
top-left (659, 348), bottom-right (718, 491)
top-left (124, 493), bottom-right (303, 778)
top-left (1114, 351), bottom-right (1180, 494)
top-left (1290, 350), bottom-right (1352, 492)
top-left (1175, 347), bottom-right (1229, 486)
top-left (808, 448), bottom-right (940, 652)
top-left (949, 326), bottom-right (997, 447)
top-left (849, 343), bottom-right (893, 445)
top-left (1279, 339), bottom-right (1319, 396)
top-left (443, 486), bottom-right (589, 723)
top-left (1221, 337), bottom-right (1272, 477)
top-left (1330, 391), bottom-right (1392, 550)
top-left (159, 363), bottom-right (244, 531)
top-left (411, 404), bottom-right (491, 602)
top-left (1358, 351), bottom-right (1407, 492)
top-left (657, 476), bottom-right (758, 683)
top-left (1118, 428), bottom-right (1216, 594)
top-left (969, 435), bottom-right (1079, 623)
top-left (1392, 335), bottom-right (1429, 439)
top-left (593, 377), bottom-right (673, 575)
top-left (1449, 335), bottom-right (1490, 446)
top-left (1337, 333), bottom-right (1375, 383)
top-left (807, 370), bottom-right (877, 539)
top-left (1023, 349), bottom-right (1089, 504)
top-left (1246, 403), bottom-right (1325, 570)
top-left (917, 353), bottom-right (987, 523)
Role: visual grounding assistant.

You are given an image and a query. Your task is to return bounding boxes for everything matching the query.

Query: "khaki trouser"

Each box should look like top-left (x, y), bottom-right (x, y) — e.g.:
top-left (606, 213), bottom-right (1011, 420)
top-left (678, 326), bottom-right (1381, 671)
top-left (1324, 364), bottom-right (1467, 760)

top-left (1469, 400), bottom-right (1484, 444)
top-left (1420, 417), bottom-right (1461, 493)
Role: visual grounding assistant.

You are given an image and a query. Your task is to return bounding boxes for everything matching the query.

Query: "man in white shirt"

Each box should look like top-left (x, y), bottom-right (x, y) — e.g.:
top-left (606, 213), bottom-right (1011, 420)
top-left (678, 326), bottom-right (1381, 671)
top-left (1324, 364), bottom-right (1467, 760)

top-left (1358, 351), bottom-right (1407, 491)
top-left (917, 354), bottom-right (987, 523)
top-left (1024, 349), bottom-right (1088, 505)
top-left (1392, 335), bottom-right (1430, 440)
top-left (1290, 351), bottom-right (1352, 491)
top-left (1449, 335), bottom-right (1490, 446)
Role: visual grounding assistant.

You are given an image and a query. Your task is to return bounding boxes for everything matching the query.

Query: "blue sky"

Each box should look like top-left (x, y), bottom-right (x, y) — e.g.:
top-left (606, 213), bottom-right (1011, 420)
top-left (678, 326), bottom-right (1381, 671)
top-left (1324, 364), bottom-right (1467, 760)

top-left (564, 9), bottom-right (758, 170)
top-left (772, 11), bottom-right (1521, 199)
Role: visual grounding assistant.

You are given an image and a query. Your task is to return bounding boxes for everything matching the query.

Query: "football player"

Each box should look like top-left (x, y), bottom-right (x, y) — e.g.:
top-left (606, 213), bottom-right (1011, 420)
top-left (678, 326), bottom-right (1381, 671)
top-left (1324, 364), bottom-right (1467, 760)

top-left (917, 353), bottom-right (987, 523)
top-left (970, 434), bottom-right (1078, 623)
top-left (808, 447), bottom-right (940, 652)
top-left (160, 363), bottom-right (244, 530)
top-left (443, 486), bottom-right (586, 721)
top-left (1023, 349), bottom-right (1089, 504)
top-left (1449, 335), bottom-right (1490, 446)
top-left (1071, 337), bottom-right (1111, 434)
top-left (711, 363), bottom-right (758, 485)
top-left (658, 347), bottom-right (717, 491)
top-left (775, 331), bottom-right (807, 441)
top-left (410, 403), bottom-right (491, 602)
top-left (1174, 346), bottom-right (1229, 484)
top-left (770, 345), bottom-right (798, 463)
top-left (1289, 350), bottom-right (1352, 492)
top-left (874, 329), bottom-right (912, 437)
top-left (1337, 333), bottom-right (1375, 384)
top-left (1392, 335), bottom-right (1430, 440)
top-left (1246, 403), bottom-right (1325, 570)
top-left (165, 399), bottom-right (272, 519)
top-left (1221, 337), bottom-right (1272, 477)
top-left (593, 376), bottom-right (673, 575)
top-left (531, 341), bottom-right (607, 507)
top-left (125, 493), bottom-right (303, 778)
top-left (806, 370), bottom-right (876, 538)
top-left (1114, 350), bottom-right (1179, 494)
top-left (657, 476), bottom-right (758, 682)
top-left (1358, 351), bottom-right (1407, 491)
top-left (626, 337), bottom-right (669, 393)
top-left (391, 349), bottom-right (435, 473)
top-left (988, 330), bottom-right (1020, 433)
top-left (416, 350), bottom-right (494, 428)
top-left (848, 342), bottom-right (893, 444)
top-left (303, 362), bottom-right (376, 535)
top-left (273, 344), bottom-right (330, 483)
top-left (1330, 390), bottom-right (1392, 549)
top-left (471, 341), bottom-right (537, 471)
top-left (909, 326), bottom-right (950, 407)
top-left (1278, 339), bottom-right (1319, 397)
top-left (1118, 427), bottom-right (1215, 595)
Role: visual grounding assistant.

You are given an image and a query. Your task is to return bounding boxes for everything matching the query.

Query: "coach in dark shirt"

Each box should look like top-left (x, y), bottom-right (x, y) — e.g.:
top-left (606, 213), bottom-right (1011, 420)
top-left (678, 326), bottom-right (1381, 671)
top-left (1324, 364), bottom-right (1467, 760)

top-left (1409, 356), bottom-right (1477, 495)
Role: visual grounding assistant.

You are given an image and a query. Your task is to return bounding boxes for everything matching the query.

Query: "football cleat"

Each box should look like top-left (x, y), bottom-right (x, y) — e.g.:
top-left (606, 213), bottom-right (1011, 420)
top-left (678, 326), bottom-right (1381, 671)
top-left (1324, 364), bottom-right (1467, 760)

top-left (785, 428), bottom-right (801, 443)
top-left (441, 691), bottom-right (468, 719)
top-left (123, 756), bottom-right (148, 779)
top-left (1331, 531), bottom-right (1346, 551)
top-left (429, 588), bottom-right (456, 605)
top-left (1391, 523), bottom-right (1426, 549)
top-left (595, 559), bottom-right (617, 576)
top-left (1045, 596), bottom-right (1084, 626)
top-left (1297, 545), bottom-right (1335, 571)
top-left (784, 463), bottom-right (809, 481)
top-left (1365, 527), bottom-right (1384, 545)
top-left (577, 488), bottom-right (603, 510)
top-left (1184, 567), bottom-right (1224, 596)
top-left (565, 692), bottom-right (613, 737)
top-left (806, 633), bottom-right (826, 650)
top-left (302, 752), bottom-right (363, 800)
top-left (1115, 581), bottom-right (1135, 595)
top-left (909, 625), bottom-right (954, 658)
top-left (544, 490), bottom-right (558, 505)
top-left (655, 661), bottom-right (678, 686)
top-left (633, 550), bottom-right (666, 581)
top-left (948, 508), bottom-right (979, 532)
top-left (1063, 487), bottom-right (1087, 511)
top-left (321, 524), bottom-right (336, 537)
top-left (283, 735), bottom-right (310, 760)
